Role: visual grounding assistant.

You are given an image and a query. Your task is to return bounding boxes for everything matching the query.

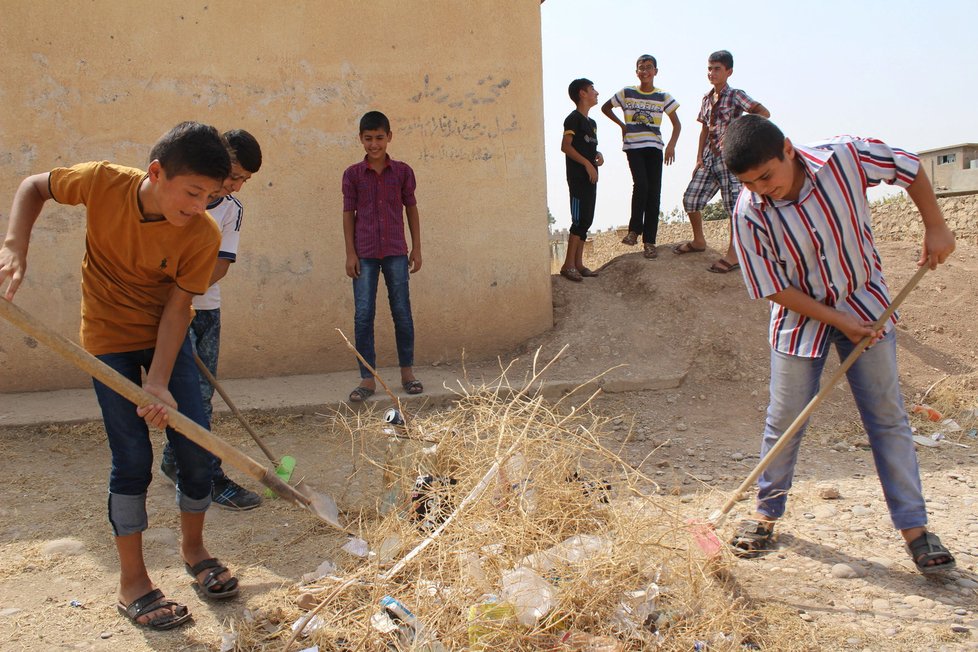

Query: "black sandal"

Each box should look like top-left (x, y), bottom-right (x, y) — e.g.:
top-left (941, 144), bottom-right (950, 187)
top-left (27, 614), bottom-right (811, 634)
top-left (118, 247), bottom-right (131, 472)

top-left (117, 588), bottom-right (192, 630)
top-left (729, 519), bottom-right (777, 558)
top-left (185, 558), bottom-right (239, 600)
top-left (906, 531), bottom-right (956, 574)
top-left (403, 379), bottom-right (424, 395)
top-left (348, 386), bottom-right (375, 403)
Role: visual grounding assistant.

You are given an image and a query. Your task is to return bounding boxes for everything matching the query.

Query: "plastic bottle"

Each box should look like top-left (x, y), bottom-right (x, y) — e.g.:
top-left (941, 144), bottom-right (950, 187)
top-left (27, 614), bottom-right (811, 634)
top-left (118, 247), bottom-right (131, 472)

top-left (500, 567), bottom-right (555, 626)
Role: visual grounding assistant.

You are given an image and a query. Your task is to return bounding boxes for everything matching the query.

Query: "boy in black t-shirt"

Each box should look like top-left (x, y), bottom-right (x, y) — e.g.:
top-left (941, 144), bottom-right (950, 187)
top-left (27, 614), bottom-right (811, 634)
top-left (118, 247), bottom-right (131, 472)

top-left (559, 78), bottom-right (603, 282)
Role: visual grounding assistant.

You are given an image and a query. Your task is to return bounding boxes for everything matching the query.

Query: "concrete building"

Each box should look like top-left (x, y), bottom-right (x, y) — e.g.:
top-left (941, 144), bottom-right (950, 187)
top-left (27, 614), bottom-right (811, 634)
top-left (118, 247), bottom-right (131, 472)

top-left (918, 143), bottom-right (978, 197)
top-left (0, 1), bottom-right (553, 392)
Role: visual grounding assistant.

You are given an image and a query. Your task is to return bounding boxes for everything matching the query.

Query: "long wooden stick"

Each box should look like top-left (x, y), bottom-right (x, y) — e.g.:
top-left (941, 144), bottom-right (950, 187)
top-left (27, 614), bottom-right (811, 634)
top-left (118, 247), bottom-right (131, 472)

top-left (708, 264), bottom-right (929, 527)
top-left (335, 327), bottom-right (411, 427)
top-left (193, 352), bottom-right (279, 464)
top-left (0, 298), bottom-right (341, 526)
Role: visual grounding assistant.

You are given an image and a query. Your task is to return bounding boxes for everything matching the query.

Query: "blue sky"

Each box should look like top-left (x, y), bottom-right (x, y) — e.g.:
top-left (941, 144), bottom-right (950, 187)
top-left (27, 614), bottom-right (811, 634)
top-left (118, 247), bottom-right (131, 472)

top-left (541, 0), bottom-right (972, 232)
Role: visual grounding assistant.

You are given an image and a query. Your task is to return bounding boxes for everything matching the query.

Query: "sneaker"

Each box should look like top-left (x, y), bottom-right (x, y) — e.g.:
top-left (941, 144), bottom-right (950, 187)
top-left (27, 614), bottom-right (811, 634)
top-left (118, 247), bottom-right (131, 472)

top-left (212, 476), bottom-right (262, 511)
top-left (643, 243), bottom-right (658, 259)
top-left (621, 231), bottom-right (639, 246)
top-left (160, 458), bottom-right (178, 485)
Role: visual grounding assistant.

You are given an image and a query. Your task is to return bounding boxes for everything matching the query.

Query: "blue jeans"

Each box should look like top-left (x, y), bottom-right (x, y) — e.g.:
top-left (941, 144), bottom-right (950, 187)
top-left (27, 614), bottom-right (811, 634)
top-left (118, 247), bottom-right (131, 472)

top-left (353, 255), bottom-right (414, 379)
top-left (757, 329), bottom-right (927, 531)
top-left (93, 335), bottom-right (216, 536)
top-left (161, 309), bottom-right (229, 482)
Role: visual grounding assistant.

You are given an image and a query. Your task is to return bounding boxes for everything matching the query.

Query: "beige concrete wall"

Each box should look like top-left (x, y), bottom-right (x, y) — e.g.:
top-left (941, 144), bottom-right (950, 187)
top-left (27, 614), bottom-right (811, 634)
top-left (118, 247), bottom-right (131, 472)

top-left (0, 1), bottom-right (553, 392)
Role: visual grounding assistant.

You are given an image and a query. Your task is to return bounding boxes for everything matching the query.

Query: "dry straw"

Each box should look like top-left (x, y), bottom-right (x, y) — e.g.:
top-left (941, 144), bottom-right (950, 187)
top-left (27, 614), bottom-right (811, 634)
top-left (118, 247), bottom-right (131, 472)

top-left (234, 354), bottom-right (807, 651)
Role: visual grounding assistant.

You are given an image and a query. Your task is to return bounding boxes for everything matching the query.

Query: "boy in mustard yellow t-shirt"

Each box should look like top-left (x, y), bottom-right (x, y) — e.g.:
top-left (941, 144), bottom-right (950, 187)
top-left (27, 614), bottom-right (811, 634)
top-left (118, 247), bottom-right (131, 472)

top-left (0, 122), bottom-right (238, 630)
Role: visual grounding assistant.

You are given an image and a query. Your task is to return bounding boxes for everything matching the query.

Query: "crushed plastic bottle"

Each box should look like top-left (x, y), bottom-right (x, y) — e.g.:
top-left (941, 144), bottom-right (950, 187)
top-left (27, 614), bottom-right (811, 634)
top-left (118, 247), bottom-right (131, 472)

top-left (500, 567), bottom-right (555, 626)
top-left (520, 534), bottom-right (612, 573)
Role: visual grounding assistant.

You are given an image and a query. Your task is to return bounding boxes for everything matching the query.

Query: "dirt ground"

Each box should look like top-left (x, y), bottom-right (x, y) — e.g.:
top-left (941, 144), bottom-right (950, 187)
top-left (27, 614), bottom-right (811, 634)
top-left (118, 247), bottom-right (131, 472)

top-left (1, 197), bottom-right (977, 651)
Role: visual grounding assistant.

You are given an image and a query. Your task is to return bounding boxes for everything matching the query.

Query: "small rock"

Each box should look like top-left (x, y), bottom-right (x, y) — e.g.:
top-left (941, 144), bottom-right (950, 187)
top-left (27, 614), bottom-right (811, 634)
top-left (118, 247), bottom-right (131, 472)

top-left (100, 632), bottom-right (112, 640)
top-left (811, 505), bottom-right (838, 519)
top-left (731, 452), bottom-right (745, 461)
top-left (850, 505), bottom-right (873, 517)
top-left (799, 612), bottom-right (814, 622)
top-left (675, 422), bottom-right (688, 432)
top-left (831, 563), bottom-right (863, 579)
top-left (952, 625), bottom-right (971, 634)
top-left (41, 538), bottom-right (86, 557)
top-left (955, 609), bottom-right (969, 616)
top-left (0, 608), bottom-right (23, 617)
top-left (817, 484), bottom-right (841, 499)
top-left (956, 578), bottom-right (978, 589)
top-left (832, 442), bottom-right (849, 452)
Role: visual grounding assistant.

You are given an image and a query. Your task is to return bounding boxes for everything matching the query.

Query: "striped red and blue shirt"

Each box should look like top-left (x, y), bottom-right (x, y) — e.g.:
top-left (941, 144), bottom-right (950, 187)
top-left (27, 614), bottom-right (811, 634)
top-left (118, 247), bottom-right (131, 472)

top-left (732, 136), bottom-right (919, 358)
top-left (342, 155), bottom-right (418, 259)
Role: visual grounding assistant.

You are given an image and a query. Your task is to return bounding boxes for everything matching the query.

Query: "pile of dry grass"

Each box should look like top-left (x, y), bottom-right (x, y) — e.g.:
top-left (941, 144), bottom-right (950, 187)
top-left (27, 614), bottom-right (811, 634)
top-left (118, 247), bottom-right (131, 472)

top-left (231, 365), bottom-right (808, 651)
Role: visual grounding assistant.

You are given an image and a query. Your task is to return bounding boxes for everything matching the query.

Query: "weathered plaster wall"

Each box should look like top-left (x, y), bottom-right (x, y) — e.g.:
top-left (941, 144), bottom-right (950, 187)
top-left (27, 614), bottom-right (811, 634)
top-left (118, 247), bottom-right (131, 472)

top-left (0, 1), bottom-right (552, 392)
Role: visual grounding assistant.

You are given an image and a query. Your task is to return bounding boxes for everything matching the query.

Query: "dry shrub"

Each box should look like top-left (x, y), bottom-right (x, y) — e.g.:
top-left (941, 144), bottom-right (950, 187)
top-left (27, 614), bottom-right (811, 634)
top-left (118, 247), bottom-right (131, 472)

top-left (233, 370), bottom-right (811, 651)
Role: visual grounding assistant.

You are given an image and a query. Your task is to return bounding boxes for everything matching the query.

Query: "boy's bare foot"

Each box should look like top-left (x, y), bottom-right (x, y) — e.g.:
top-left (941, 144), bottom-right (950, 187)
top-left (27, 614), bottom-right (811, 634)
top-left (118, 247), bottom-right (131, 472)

top-left (672, 241), bottom-right (706, 255)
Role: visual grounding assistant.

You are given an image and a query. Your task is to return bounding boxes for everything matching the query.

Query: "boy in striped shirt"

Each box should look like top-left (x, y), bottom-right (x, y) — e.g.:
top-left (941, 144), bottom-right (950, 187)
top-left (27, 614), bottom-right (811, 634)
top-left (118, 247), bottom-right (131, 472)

top-left (601, 54), bottom-right (681, 259)
top-left (722, 115), bottom-right (957, 574)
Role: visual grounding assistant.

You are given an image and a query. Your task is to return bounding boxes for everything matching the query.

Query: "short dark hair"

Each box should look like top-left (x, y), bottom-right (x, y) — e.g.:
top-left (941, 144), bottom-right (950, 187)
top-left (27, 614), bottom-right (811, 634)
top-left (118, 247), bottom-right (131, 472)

top-left (636, 54), bottom-right (657, 68)
top-left (568, 78), bottom-right (594, 104)
top-left (149, 122), bottom-right (230, 181)
top-left (359, 111), bottom-right (391, 134)
top-left (709, 50), bottom-right (734, 69)
top-left (224, 129), bottom-right (262, 173)
top-left (722, 115), bottom-right (786, 175)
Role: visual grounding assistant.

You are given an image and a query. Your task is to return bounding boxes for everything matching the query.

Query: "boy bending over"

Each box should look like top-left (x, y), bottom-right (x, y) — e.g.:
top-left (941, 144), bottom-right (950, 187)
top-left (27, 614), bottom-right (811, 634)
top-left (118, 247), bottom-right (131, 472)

top-left (723, 115), bottom-right (956, 574)
top-left (0, 122), bottom-right (239, 630)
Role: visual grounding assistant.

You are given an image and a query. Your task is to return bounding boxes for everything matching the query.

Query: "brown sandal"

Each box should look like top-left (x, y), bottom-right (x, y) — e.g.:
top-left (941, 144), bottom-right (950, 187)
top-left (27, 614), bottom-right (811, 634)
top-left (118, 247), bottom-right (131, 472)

top-left (729, 519), bottom-right (776, 558)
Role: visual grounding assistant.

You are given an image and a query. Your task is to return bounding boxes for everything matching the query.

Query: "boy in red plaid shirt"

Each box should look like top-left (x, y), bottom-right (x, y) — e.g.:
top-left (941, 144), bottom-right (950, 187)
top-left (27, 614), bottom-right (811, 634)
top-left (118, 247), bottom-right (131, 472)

top-left (342, 111), bottom-right (423, 402)
top-left (674, 50), bottom-right (769, 273)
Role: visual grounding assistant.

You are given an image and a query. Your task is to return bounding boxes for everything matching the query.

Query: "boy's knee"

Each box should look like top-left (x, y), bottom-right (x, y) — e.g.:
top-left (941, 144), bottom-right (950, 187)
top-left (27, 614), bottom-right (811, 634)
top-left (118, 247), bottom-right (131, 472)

top-left (108, 492), bottom-right (148, 536)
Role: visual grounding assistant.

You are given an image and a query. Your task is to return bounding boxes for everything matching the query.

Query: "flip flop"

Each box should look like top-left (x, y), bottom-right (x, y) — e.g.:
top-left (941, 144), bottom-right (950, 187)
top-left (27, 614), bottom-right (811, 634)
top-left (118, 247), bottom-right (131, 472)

top-left (403, 379), bottom-right (424, 395)
top-left (672, 241), bottom-right (706, 255)
top-left (707, 259), bottom-right (740, 274)
top-left (117, 589), bottom-right (192, 630)
top-left (349, 386), bottom-right (375, 402)
top-left (185, 558), bottom-right (239, 600)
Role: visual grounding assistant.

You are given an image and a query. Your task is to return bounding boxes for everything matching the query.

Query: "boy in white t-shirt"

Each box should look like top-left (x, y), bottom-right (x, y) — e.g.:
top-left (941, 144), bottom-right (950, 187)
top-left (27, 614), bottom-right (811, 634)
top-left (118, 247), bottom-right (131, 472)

top-left (161, 129), bottom-right (264, 511)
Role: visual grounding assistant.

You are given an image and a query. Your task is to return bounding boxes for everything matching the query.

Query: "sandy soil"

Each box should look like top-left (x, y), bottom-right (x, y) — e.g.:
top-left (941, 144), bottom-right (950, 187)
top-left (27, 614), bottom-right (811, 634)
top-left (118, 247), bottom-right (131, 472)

top-left (0, 198), bottom-right (976, 651)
